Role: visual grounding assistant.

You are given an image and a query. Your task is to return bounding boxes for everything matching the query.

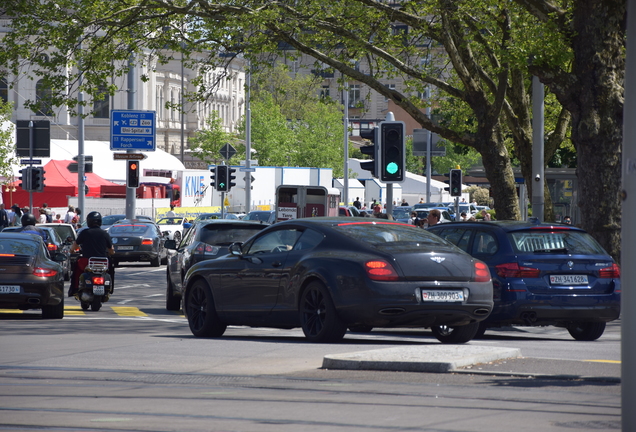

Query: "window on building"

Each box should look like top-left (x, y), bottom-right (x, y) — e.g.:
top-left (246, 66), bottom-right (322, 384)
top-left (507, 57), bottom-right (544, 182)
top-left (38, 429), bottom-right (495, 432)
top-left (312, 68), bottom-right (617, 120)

top-left (156, 86), bottom-right (164, 120)
top-left (349, 84), bottom-right (360, 107)
top-left (34, 79), bottom-right (53, 116)
top-left (320, 85), bottom-right (330, 99)
top-left (0, 77), bottom-right (8, 103)
top-left (93, 85), bottom-right (110, 118)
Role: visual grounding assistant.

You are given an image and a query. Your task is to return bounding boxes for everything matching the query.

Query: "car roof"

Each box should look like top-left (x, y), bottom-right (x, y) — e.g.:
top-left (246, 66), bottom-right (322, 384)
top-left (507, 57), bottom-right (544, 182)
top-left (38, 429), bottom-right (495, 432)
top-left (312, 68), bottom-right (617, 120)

top-left (198, 219), bottom-right (268, 226)
top-left (0, 232), bottom-right (44, 241)
top-left (428, 220), bottom-right (583, 232)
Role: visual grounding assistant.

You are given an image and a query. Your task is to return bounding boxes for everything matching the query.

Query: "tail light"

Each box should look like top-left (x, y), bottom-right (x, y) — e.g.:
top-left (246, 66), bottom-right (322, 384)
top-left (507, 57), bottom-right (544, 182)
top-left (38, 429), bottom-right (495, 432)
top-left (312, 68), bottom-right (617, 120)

top-left (194, 242), bottom-right (220, 256)
top-left (141, 239), bottom-right (153, 245)
top-left (92, 276), bottom-right (105, 285)
top-left (47, 243), bottom-right (58, 251)
top-left (33, 267), bottom-right (58, 277)
top-left (599, 263), bottom-right (620, 279)
top-left (495, 262), bottom-right (541, 278)
top-left (0, 253), bottom-right (16, 257)
top-left (365, 260), bottom-right (399, 281)
top-left (473, 261), bottom-right (491, 282)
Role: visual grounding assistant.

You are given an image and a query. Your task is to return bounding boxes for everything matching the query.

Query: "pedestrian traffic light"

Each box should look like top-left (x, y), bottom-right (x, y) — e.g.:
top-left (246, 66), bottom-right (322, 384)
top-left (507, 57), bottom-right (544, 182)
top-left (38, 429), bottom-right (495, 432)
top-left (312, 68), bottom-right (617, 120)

top-left (210, 166), bottom-right (216, 189)
top-left (127, 160), bottom-right (140, 188)
top-left (450, 168), bottom-right (462, 197)
top-left (18, 167), bottom-right (32, 191)
top-left (31, 167), bottom-right (45, 192)
top-left (380, 121), bottom-right (405, 182)
top-left (216, 165), bottom-right (229, 192)
top-left (360, 126), bottom-right (379, 178)
top-left (227, 167), bottom-right (236, 191)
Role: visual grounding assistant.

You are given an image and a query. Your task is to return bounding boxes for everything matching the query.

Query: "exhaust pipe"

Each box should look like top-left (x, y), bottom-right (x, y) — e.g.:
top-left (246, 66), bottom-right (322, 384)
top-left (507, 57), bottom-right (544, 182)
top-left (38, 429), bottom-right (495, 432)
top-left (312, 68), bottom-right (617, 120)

top-left (473, 308), bottom-right (490, 316)
top-left (27, 298), bottom-right (40, 305)
top-left (379, 308), bottom-right (406, 315)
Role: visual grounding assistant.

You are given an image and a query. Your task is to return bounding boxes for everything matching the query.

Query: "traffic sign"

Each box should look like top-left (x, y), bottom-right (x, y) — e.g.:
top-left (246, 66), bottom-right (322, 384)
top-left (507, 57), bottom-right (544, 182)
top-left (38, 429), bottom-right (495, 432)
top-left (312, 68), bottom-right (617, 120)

top-left (110, 110), bottom-right (156, 151)
top-left (20, 159), bottom-right (42, 165)
top-left (113, 153), bottom-right (148, 160)
top-left (219, 143), bottom-right (236, 160)
top-left (239, 167), bottom-right (256, 172)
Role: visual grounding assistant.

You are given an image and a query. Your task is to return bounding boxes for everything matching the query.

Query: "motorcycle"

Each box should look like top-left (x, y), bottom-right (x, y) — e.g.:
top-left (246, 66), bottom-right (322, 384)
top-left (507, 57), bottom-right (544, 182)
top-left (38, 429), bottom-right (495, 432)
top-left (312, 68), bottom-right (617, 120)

top-left (75, 257), bottom-right (112, 311)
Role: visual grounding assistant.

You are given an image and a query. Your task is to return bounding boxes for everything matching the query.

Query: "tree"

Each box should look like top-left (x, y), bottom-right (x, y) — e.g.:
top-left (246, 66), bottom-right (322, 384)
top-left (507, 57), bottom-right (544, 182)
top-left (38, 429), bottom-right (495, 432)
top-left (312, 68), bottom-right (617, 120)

top-left (189, 111), bottom-right (243, 167)
top-left (0, 100), bottom-right (17, 183)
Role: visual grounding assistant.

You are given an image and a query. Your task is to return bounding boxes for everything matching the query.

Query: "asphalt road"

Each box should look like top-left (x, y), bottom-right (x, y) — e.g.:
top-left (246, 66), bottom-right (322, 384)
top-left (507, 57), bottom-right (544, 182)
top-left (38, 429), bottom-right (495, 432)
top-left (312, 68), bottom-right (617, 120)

top-left (0, 262), bottom-right (621, 431)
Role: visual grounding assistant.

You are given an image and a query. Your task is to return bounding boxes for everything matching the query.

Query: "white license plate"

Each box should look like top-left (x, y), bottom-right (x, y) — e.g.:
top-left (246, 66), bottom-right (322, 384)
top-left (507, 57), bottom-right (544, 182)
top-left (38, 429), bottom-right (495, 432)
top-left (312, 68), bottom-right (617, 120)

top-left (0, 285), bottom-right (21, 294)
top-left (117, 246), bottom-right (134, 251)
top-left (93, 286), bottom-right (105, 295)
top-left (421, 290), bottom-right (465, 302)
top-left (550, 275), bottom-right (589, 285)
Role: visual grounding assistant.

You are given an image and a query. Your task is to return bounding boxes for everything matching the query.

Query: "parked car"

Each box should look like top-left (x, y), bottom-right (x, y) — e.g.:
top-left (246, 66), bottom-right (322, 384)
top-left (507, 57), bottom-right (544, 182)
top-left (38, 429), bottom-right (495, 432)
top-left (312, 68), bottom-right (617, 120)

top-left (165, 220), bottom-right (270, 311)
top-left (192, 213), bottom-right (240, 223)
top-left (156, 217), bottom-right (189, 243)
top-left (180, 217), bottom-right (493, 343)
top-left (109, 220), bottom-right (168, 267)
top-left (428, 220), bottom-right (621, 340)
top-left (242, 210), bottom-right (276, 224)
top-left (339, 206), bottom-right (361, 217)
top-left (391, 206), bottom-right (413, 223)
top-left (0, 232), bottom-right (67, 318)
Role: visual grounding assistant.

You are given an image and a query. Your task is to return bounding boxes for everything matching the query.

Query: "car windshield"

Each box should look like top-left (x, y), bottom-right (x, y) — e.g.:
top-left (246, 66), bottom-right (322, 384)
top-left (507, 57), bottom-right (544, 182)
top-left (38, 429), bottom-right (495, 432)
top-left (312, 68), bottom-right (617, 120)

top-left (508, 229), bottom-right (608, 254)
top-left (44, 225), bottom-right (75, 240)
top-left (200, 225), bottom-right (264, 245)
top-left (109, 224), bottom-right (153, 235)
top-left (392, 208), bottom-right (411, 219)
top-left (157, 218), bottom-right (183, 225)
top-left (244, 212), bottom-right (272, 222)
top-left (0, 238), bottom-right (39, 255)
top-left (334, 221), bottom-right (449, 246)
top-left (102, 215), bottom-right (125, 225)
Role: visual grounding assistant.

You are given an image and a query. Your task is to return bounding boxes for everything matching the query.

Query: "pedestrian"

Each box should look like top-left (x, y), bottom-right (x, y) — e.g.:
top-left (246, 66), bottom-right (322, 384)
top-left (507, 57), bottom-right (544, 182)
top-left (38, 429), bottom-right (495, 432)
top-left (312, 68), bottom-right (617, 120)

top-left (563, 215), bottom-right (572, 225)
top-left (353, 197), bottom-right (361, 210)
top-left (166, 205), bottom-right (176, 217)
top-left (460, 211), bottom-right (468, 221)
top-left (372, 205), bottom-right (382, 217)
top-left (419, 198), bottom-right (424, 204)
top-left (10, 204), bottom-right (21, 226)
top-left (53, 214), bottom-right (63, 223)
top-left (408, 211), bottom-right (418, 225)
top-left (64, 205), bottom-right (75, 224)
top-left (480, 209), bottom-right (491, 221)
top-left (401, 198), bottom-right (409, 206)
top-left (42, 203), bottom-right (53, 223)
top-left (0, 203), bottom-right (9, 230)
top-left (73, 207), bottom-right (82, 225)
top-left (38, 208), bottom-right (47, 224)
top-left (427, 209), bottom-right (441, 226)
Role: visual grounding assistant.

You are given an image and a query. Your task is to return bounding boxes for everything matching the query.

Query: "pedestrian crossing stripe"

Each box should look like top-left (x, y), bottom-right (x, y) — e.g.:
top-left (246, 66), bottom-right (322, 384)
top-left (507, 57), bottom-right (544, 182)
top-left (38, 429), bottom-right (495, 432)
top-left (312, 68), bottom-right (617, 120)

top-left (111, 306), bottom-right (148, 317)
top-left (0, 306), bottom-right (185, 318)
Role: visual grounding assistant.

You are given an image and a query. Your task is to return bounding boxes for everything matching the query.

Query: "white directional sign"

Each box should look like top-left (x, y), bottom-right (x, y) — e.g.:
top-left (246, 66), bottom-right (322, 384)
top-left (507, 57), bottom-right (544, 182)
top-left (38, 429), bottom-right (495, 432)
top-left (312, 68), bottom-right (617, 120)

top-left (110, 110), bottom-right (156, 151)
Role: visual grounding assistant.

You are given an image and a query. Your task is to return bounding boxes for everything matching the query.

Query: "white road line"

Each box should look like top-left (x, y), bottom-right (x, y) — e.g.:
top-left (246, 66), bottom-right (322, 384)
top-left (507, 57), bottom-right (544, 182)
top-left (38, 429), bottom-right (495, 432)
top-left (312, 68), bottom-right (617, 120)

top-left (144, 294), bottom-right (163, 298)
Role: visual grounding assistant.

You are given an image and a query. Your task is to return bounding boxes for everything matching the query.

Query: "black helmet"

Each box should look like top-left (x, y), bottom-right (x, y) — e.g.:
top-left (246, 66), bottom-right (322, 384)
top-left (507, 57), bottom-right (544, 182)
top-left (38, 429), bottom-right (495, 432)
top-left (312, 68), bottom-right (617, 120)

top-left (86, 211), bottom-right (102, 228)
top-left (21, 213), bottom-right (37, 227)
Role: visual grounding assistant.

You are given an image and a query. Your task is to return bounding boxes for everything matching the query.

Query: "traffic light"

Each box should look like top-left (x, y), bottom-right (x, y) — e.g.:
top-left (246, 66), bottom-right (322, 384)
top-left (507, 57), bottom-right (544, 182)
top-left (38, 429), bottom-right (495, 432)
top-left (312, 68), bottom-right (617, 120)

top-left (379, 121), bottom-right (405, 182)
top-left (31, 167), bottom-right (45, 192)
top-left (216, 165), bottom-right (228, 192)
top-left (445, 168), bottom-right (463, 197)
top-left (359, 126), bottom-right (379, 178)
top-left (18, 167), bottom-right (32, 191)
top-left (127, 160), bottom-right (140, 188)
top-left (227, 167), bottom-right (236, 191)
top-left (210, 166), bottom-right (216, 189)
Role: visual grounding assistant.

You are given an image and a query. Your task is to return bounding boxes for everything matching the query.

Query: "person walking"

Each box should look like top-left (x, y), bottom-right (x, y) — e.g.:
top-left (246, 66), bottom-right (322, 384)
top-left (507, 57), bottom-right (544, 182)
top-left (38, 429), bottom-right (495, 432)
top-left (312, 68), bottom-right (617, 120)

top-left (0, 203), bottom-right (9, 231)
top-left (64, 206), bottom-right (75, 224)
top-left (353, 197), bottom-right (362, 210)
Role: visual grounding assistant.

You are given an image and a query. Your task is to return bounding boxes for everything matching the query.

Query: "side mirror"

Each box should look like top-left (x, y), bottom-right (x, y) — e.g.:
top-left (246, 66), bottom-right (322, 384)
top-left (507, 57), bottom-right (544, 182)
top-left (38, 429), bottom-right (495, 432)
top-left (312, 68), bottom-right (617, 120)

top-left (229, 242), bottom-right (243, 256)
top-left (164, 239), bottom-right (177, 250)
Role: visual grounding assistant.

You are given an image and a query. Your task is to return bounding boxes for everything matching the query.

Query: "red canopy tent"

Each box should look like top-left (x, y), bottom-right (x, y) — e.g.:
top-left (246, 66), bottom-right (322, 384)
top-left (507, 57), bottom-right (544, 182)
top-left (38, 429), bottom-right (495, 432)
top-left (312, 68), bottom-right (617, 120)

top-left (2, 160), bottom-right (126, 208)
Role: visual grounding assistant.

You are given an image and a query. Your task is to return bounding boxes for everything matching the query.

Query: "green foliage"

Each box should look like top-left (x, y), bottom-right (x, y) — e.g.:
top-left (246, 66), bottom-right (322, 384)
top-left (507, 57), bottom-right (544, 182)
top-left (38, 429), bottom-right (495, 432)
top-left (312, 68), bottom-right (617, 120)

top-left (0, 100), bottom-right (17, 182)
top-left (189, 112), bottom-right (244, 166)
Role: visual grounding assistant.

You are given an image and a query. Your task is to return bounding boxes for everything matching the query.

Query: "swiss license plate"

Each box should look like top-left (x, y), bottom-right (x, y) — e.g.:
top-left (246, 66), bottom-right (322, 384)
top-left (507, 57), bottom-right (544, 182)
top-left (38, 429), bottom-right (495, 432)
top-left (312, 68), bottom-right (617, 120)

top-left (93, 286), bottom-right (105, 295)
top-left (117, 246), bottom-right (134, 251)
top-left (550, 275), bottom-right (589, 285)
top-left (0, 285), bottom-right (20, 294)
top-left (421, 290), bottom-right (464, 302)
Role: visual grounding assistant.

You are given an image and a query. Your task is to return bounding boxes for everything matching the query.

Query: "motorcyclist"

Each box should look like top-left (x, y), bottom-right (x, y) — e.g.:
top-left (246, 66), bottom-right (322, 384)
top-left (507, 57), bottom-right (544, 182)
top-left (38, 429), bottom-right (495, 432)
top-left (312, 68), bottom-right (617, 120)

top-left (69, 211), bottom-right (115, 298)
top-left (15, 213), bottom-right (49, 242)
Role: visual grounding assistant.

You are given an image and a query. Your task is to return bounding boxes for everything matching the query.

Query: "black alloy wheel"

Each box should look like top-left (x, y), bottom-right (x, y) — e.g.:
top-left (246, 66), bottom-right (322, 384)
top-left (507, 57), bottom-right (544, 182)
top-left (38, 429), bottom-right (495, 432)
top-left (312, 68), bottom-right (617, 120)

top-left (186, 280), bottom-right (226, 337)
top-left (567, 322), bottom-right (606, 341)
top-left (299, 281), bottom-right (347, 343)
top-left (430, 322), bottom-right (480, 344)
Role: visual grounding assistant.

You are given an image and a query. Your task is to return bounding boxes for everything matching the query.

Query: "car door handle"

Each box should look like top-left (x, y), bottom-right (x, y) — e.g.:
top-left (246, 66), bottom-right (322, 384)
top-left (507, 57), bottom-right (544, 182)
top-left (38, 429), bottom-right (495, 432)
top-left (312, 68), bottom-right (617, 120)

top-left (271, 261), bottom-right (282, 267)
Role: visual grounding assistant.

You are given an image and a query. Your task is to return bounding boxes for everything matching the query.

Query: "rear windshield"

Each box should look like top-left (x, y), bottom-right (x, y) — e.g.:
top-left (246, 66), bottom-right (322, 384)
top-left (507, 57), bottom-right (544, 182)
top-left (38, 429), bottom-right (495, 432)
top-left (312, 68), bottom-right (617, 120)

top-left (201, 225), bottom-right (264, 245)
top-left (334, 222), bottom-right (450, 246)
top-left (109, 225), bottom-right (153, 235)
top-left (244, 212), bottom-right (271, 221)
top-left (157, 218), bottom-right (183, 225)
top-left (392, 208), bottom-right (412, 219)
top-left (508, 229), bottom-right (608, 254)
top-left (0, 237), bottom-right (40, 255)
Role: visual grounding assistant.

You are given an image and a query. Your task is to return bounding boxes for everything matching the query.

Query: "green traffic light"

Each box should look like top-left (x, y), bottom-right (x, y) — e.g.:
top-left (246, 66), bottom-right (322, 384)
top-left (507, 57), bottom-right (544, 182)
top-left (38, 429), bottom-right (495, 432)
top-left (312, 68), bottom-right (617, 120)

top-left (386, 162), bottom-right (398, 175)
top-left (220, 183), bottom-right (225, 188)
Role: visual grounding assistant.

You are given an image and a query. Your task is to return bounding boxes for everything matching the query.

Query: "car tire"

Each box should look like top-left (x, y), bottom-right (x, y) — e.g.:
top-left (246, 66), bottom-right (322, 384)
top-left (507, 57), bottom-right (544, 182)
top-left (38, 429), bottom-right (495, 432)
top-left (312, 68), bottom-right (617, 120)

top-left (299, 281), bottom-right (347, 343)
top-left (166, 271), bottom-right (181, 311)
top-left (42, 298), bottom-right (64, 319)
top-left (431, 322), bottom-right (480, 344)
top-left (186, 280), bottom-right (226, 337)
top-left (567, 322), bottom-right (606, 341)
top-left (150, 256), bottom-right (160, 267)
top-left (473, 322), bottom-right (488, 339)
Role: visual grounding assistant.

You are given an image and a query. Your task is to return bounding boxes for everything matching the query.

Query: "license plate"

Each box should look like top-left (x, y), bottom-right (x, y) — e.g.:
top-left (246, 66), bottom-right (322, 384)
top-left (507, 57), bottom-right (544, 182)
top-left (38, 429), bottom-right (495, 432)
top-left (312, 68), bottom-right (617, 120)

top-left (550, 275), bottom-right (589, 285)
top-left (117, 246), bottom-right (134, 251)
top-left (93, 286), bottom-right (105, 295)
top-left (421, 290), bottom-right (465, 302)
top-left (0, 285), bottom-right (20, 294)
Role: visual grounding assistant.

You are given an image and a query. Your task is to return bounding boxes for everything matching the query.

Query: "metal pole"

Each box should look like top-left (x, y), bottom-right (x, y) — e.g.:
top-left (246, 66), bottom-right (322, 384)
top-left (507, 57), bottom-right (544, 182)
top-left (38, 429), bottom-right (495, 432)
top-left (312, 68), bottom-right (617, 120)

top-left (531, 76), bottom-right (545, 222)
top-left (28, 121), bottom-right (33, 211)
top-left (180, 48), bottom-right (185, 164)
top-left (126, 54), bottom-right (137, 220)
top-left (622, 2), bottom-right (636, 429)
top-left (245, 61), bottom-right (252, 214)
top-left (385, 111), bottom-right (395, 216)
top-left (426, 88), bottom-right (432, 203)
top-left (343, 78), bottom-right (349, 207)
top-left (78, 68), bottom-right (85, 223)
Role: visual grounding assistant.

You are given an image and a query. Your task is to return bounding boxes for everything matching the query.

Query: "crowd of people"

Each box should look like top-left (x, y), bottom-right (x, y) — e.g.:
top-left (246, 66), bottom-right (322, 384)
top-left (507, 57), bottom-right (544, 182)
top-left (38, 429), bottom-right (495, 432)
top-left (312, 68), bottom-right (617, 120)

top-left (0, 203), bottom-right (83, 230)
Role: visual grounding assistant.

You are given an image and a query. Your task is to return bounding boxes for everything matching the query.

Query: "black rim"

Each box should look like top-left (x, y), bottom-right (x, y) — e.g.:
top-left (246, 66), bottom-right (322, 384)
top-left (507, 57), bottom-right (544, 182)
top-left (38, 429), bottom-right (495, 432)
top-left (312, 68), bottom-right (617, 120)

top-left (301, 287), bottom-right (326, 337)
top-left (188, 285), bottom-right (208, 332)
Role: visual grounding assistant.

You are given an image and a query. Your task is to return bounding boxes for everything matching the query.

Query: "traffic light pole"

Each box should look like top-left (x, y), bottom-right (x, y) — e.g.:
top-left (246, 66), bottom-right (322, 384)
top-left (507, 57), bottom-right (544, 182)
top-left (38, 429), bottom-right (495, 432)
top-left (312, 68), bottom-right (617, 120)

top-left (125, 54), bottom-right (137, 221)
top-left (28, 121), bottom-right (34, 211)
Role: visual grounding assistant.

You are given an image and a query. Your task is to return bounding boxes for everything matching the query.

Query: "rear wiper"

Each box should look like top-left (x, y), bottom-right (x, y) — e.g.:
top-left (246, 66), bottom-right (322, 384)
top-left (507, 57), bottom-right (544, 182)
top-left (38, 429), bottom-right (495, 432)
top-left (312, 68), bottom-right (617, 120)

top-left (533, 248), bottom-right (568, 254)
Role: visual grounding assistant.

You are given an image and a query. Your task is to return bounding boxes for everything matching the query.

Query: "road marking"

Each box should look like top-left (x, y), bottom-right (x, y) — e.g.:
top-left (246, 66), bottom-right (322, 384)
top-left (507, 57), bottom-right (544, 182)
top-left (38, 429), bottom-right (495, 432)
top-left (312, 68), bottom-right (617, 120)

top-left (0, 309), bottom-right (23, 314)
top-left (65, 305), bottom-right (86, 315)
top-left (128, 268), bottom-right (165, 276)
top-left (584, 359), bottom-right (621, 364)
top-left (144, 294), bottom-right (163, 298)
top-left (111, 306), bottom-right (148, 317)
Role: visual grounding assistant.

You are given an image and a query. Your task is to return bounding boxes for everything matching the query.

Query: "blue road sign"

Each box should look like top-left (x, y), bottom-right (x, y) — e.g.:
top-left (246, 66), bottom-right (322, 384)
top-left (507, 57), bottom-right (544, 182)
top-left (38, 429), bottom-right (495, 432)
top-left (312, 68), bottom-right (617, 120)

top-left (110, 110), bottom-right (156, 151)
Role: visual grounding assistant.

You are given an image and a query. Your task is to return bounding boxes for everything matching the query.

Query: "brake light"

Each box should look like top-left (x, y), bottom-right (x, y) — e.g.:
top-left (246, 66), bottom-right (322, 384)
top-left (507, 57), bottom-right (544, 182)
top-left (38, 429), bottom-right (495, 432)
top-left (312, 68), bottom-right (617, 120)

top-left (47, 243), bottom-right (57, 251)
top-left (92, 276), bottom-right (105, 285)
top-left (495, 262), bottom-right (540, 278)
top-left (33, 267), bottom-right (58, 277)
top-left (0, 253), bottom-right (15, 257)
top-left (141, 239), bottom-right (153, 245)
top-left (365, 260), bottom-right (399, 281)
top-left (599, 263), bottom-right (620, 279)
top-left (473, 261), bottom-right (491, 282)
